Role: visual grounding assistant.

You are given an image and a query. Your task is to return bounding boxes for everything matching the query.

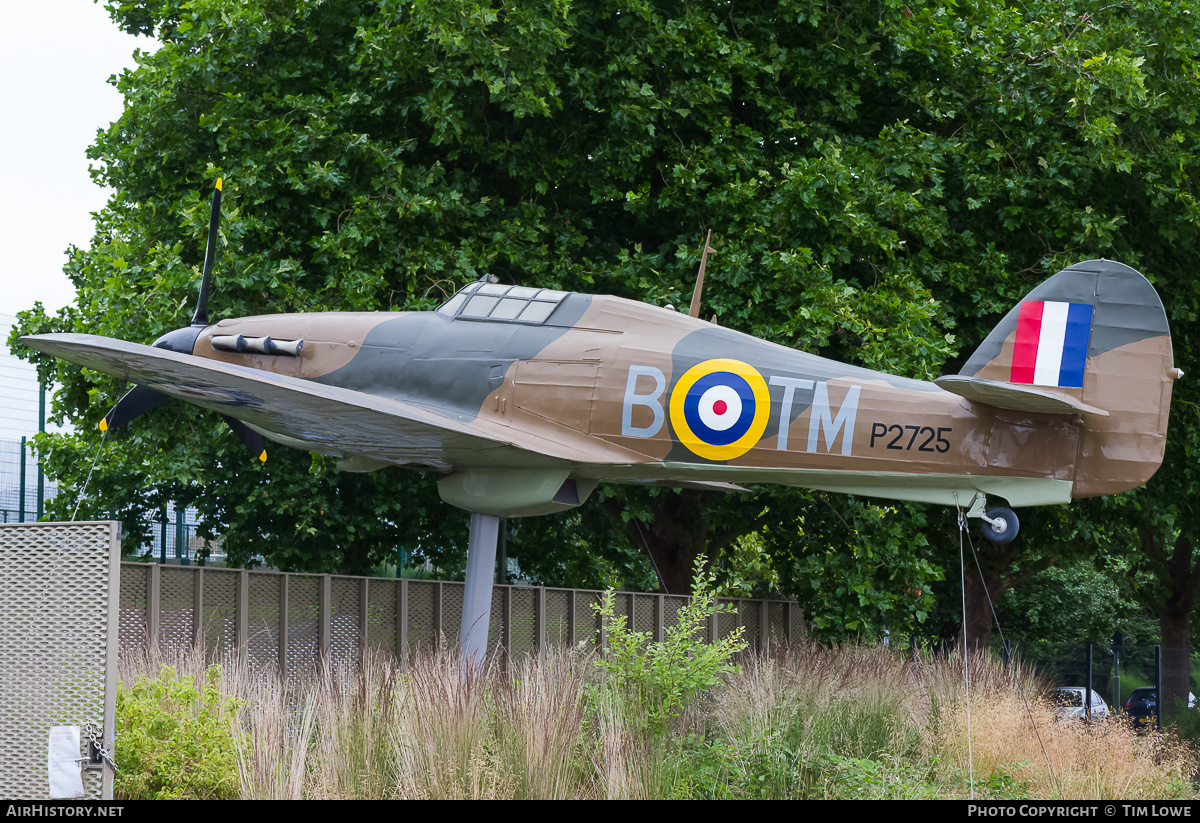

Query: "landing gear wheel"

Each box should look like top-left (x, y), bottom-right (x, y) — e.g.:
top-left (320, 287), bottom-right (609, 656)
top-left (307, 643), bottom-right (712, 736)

top-left (982, 507), bottom-right (1019, 544)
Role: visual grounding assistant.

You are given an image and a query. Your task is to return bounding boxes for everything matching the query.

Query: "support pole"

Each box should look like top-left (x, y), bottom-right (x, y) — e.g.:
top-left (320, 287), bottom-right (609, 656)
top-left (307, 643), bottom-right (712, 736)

top-left (36, 386), bottom-right (45, 520)
top-left (460, 512), bottom-right (500, 668)
top-left (19, 436), bottom-right (26, 523)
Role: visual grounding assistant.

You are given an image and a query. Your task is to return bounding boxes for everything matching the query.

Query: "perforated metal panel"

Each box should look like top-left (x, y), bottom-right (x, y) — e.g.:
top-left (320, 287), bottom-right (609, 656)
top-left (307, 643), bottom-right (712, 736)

top-left (575, 591), bottom-right (601, 651)
top-left (159, 566), bottom-right (195, 650)
top-left (545, 590), bottom-right (571, 647)
top-left (790, 603), bottom-right (806, 642)
top-left (330, 577), bottom-right (361, 658)
top-left (487, 584), bottom-right (504, 652)
top-left (366, 578), bottom-right (397, 652)
top-left (509, 588), bottom-right (537, 657)
top-left (632, 594), bottom-right (655, 635)
top-left (0, 522), bottom-right (119, 799)
top-left (286, 576), bottom-right (320, 676)
top-left (115, 561), bottom-right (803, 677)
top-left (738, 600), bottom-right (761, 650)
top-left (664, 595), bottom-right (688, 635)
top-left (247, 573), bottom-right (281, 670)
top-left (201, 569), bottom-right (237, 659)
top-left (118, 563), bottom-right (149, 647)
top-left (407, 581), bottom-right (436, 652)
top-left (717, 607), bottom-right (738, 643)
top-left (768, 602), bottom-right (786, 645)
top-left (443, 582), bottom-right (465, 647)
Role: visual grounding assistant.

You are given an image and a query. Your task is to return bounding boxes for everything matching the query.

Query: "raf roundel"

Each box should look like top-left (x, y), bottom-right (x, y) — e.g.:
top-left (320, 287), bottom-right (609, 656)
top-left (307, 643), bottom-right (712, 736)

top-left (669, 358), bottom-right (771, 461)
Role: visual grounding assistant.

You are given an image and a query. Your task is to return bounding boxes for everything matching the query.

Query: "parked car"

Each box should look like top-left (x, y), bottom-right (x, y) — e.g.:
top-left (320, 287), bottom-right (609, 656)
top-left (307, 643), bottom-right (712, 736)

top-left (1123, 687), bottom-right (1197, 729)
top-left (1051, 687), bottom-right (1110, 722)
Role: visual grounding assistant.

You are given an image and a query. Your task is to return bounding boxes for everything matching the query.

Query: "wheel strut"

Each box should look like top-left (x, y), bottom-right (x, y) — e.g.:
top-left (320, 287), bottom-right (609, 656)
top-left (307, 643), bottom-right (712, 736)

top-left (961, 494), bottom-right (1020, 545)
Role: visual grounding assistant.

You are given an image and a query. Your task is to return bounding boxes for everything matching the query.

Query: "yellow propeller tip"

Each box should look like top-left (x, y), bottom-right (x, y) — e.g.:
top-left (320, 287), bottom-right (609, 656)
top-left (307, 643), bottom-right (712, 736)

top-left (216, 178), bottom-right (223, 190)
top-left (258, 450), bottom-right (267, 463)
top-left (98, 418), bottom-right (108, 432)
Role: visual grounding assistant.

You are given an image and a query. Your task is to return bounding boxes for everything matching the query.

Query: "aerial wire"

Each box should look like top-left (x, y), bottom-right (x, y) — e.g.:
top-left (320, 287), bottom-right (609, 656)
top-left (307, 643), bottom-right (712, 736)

top-left (956, 504), bottom-right (975, 799)
top-left (961, 510), bottom-right (1061, 797)
top-left (71, 425), bottom-right (110, 522)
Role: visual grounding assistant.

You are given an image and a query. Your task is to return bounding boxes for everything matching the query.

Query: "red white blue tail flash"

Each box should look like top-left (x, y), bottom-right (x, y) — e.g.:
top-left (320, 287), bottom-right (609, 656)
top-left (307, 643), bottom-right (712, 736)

top-left (1011, 301), bottom-right (1094, 388)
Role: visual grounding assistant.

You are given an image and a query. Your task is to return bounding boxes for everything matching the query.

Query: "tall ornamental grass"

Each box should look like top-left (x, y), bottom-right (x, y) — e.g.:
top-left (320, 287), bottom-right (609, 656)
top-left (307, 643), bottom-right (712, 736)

top-left (116, 640), bottom-right (1200, 799)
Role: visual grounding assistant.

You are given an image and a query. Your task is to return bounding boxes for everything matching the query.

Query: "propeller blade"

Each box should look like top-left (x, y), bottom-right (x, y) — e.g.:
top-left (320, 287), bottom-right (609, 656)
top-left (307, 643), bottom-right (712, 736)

top-left (100, 385), bottom-right (168, 432)
top-left (191, 178), bottom-right (223, 328)
top-left (222, 415), bottom-right (267, 463)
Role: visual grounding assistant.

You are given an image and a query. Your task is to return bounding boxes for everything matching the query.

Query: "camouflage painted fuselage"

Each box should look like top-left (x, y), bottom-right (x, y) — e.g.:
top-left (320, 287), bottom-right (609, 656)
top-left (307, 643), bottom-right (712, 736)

top-left (26, 259), bottom-right (1176, 517)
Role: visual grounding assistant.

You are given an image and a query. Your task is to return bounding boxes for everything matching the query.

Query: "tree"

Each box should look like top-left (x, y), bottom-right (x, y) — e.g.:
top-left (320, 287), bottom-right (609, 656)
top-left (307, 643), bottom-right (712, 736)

top-left (12, 2), bottom-right (1200, 662)
top-left (13, 0), bottom-right (957, 578)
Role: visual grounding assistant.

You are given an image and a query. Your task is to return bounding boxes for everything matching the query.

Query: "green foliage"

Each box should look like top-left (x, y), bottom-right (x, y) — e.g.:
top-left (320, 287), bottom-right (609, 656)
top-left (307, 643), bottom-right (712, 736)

top-left (1164, 701), bottom-right (1200, 746)
top-left (592, 556), bottom-right (746, 737)
top-left (115, 665), bottom-right (245, 800)
top-left (805, 754), bottom-right (942, 800)
top-left (13, 0), bottom-right (1200, 652)
top-left (764, 494), bottom-right (943, 642)
top-left (998, 560), bottom-right (1138, 645)
top-left (969, 762), bottom-right (1033, 801)
top-left (671, 738), bottom-right (941, 800)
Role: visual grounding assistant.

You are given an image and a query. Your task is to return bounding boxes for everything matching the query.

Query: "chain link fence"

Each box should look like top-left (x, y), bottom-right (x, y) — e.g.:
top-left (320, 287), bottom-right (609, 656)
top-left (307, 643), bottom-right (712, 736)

top-left (0, 438), bottom-right (57, 523)
top-left (1004, 639), bottom-right (1200, 728)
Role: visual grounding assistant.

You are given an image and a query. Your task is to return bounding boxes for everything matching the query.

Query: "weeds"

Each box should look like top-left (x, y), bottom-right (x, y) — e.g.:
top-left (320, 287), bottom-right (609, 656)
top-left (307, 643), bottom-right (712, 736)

top-left (114, 662), bottom-right (244, 800)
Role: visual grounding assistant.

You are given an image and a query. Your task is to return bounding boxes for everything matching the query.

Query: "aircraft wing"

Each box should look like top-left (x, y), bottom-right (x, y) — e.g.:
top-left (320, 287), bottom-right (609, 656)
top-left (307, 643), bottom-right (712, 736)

top-left (22, 333), bottom-right (643, 472)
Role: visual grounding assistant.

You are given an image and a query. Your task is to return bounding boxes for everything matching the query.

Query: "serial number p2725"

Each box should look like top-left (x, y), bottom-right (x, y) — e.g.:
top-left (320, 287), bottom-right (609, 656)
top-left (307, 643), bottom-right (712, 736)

top-left (869, 423), bottom-right (952, 453)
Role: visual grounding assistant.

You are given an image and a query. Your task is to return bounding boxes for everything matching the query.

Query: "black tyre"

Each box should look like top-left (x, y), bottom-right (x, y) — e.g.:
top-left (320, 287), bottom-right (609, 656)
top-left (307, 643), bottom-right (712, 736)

top-left (982, 507), bottom-right (1019, 544)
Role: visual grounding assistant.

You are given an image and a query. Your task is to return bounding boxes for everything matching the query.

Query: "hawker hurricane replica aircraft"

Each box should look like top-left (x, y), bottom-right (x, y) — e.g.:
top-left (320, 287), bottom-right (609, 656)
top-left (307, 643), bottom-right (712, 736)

top-left (24, 182), bottom-right (1179, 663)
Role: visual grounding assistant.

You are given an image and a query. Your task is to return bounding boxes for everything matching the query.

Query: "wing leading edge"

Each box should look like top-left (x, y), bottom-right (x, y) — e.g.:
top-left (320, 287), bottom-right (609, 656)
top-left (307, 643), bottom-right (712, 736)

top-left (22, 333), bottom-right (644, 473)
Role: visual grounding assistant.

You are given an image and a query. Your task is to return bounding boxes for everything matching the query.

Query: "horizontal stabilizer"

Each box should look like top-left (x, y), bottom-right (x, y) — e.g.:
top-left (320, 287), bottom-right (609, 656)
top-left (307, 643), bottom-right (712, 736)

top-left (934, 375), bottom-right (1109, 417)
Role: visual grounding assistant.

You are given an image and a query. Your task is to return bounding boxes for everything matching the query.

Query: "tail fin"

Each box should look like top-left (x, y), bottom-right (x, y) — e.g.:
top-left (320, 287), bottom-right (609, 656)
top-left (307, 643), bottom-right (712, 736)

top-left (938, 259), bottom-right (1177, 498)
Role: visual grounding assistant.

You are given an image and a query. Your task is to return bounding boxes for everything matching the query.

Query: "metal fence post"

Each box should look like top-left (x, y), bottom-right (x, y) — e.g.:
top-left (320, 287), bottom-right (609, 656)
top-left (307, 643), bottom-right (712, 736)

top-left (236, 569), bottom-right (249, 649)
top-left (17, 437), bottom-right (25, 523)
top-left (148, 562), bottom-right (161, 649)
top-left (501, 584), bottom-right (512, 664)
top-left (535, 585), bottom-right (546, 661)
top-left (1085, 643), bottom-right (1094, 723)
top-left (397, 578), bottom-right (408, 664)
top-left (359, 578), bottom-right (369, 658)
top-left (35, 387), bottom-right (44, 521)
top-left (760, 600), bottom-right (769, 655)
top-left (433, 581), bottom-right (443, 642)
top-left (193, 568), bottom-right (204, 648)
top-left (279, 574), bottom-right (290, 676)
top-left (319, 574), bottom-right (331, 658)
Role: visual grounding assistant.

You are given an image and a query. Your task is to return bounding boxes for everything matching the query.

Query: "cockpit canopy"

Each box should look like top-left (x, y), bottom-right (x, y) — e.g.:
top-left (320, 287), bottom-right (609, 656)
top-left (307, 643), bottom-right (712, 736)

top-left (437, 280), bottom-right (569, 325)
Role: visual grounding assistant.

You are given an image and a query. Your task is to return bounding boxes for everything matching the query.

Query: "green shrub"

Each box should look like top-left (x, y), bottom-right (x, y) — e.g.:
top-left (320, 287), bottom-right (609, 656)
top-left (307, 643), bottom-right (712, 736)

top-left (115, 664), bottom-right (245, 800)
top-left (592, 556), bottom-right (747, 738)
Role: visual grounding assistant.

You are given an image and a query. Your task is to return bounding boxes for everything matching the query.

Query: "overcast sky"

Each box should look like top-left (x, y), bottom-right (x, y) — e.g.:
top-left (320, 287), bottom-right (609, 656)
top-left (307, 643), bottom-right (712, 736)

top-left (1, 1), bottom-right (149, 317)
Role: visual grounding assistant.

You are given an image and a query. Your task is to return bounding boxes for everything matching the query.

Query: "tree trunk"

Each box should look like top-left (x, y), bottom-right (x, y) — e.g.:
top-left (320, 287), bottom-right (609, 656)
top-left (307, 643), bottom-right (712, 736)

top-left (953, 531), bottom-right (1058, 653)
top-left (603, 490), bottom-right (712, 594)
top-left (597, 489), bottom-right (763, 595)
top-left (1160, 610), bottom-right (1192, 720)
top-left (1138, 530), bottom-right (1200, 720)
top-left (960, 567), bottom-right (1011, 653)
